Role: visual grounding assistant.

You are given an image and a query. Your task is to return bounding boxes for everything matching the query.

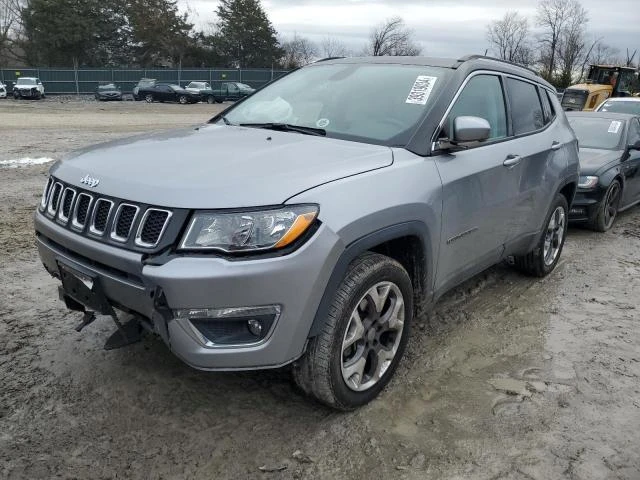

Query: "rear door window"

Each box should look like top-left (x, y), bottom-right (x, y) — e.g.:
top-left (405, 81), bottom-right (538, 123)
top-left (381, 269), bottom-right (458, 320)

top-left (507, 78), bottom-right (545, 135)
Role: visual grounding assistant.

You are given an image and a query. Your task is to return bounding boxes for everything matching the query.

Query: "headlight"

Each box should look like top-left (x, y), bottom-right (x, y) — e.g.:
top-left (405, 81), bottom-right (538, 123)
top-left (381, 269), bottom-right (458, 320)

top-left (578, 176), bottom-right (598, 189)
top-left (179, 205), bottom-right (319, 252)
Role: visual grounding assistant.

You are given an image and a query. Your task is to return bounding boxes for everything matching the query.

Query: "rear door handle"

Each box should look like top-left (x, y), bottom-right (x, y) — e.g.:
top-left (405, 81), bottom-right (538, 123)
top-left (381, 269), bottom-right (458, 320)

top-left (503, 154), bottom-right (522, 167)
top-left (551, 141), bottom-right (562, 151)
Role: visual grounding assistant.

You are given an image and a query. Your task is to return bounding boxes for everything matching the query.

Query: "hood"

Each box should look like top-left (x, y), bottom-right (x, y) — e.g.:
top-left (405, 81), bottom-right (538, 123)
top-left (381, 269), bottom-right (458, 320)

top-left (50, 124), bottom-right (393, 209)
top-left (578, 148), bottom-right (622, 175)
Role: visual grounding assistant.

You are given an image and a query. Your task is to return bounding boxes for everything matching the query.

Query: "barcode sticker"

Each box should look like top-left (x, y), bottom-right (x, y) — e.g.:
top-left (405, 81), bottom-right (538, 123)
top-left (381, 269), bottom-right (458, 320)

top-left (406, 76), bottom-right (437, 105)
top-left (608, 121), bottom-right (621, 134)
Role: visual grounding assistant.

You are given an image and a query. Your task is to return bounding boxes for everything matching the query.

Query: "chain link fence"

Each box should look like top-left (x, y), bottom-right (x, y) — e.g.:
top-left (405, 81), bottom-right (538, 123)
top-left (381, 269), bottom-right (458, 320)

top-left (0, 67), bottom-right (290, 94)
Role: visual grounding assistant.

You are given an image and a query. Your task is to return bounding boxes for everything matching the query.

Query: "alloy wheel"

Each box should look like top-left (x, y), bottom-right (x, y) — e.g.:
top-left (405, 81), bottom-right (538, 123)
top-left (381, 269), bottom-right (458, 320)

top-left (603, 182), bottom-right (621, 229)
top-left (341, 281), bottom-right (405, 392)
top-left (543, 206), bottom-right (566, 266)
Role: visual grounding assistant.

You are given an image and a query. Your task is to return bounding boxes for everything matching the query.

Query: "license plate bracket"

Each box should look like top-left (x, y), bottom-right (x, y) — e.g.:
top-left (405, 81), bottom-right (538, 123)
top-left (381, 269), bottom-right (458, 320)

top-left (57, 260), bottom-right (116, 317)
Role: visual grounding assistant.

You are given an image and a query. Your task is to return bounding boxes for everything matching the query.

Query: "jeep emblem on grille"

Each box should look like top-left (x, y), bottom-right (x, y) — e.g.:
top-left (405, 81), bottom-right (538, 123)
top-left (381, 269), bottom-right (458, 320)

top-left (80, 174), bottom-right (100, 188)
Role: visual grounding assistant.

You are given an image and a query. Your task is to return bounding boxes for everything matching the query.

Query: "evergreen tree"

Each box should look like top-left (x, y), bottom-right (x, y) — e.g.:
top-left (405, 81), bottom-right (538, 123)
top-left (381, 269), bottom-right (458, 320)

top-left (22, 0), bottom-right (131, 66)
top-left (215, 0), bottom-right (282, 68)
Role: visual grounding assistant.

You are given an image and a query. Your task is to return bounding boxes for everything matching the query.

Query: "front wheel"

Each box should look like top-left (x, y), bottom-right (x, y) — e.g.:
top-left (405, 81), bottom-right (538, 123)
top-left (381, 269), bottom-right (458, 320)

top-left (178, 95), bottom-right (188, 104)
top-left (514, 193), bottom-right (568, 277)
top-left (145, 94), bottom-right (153, 103)
top-left (591, 180), bottom-right (621, 232)
top-left (293, 252), bottom-right (413, 410)
top-left (206, 95), bottom-right (215, 104)
top-left (13, 91), bottom-right (19, 100)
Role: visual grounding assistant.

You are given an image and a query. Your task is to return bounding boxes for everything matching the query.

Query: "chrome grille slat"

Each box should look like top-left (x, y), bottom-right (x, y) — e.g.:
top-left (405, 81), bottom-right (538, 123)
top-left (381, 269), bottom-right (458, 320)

top-left (135, 209), bottom-right (172, 248)
top-left (89, 199), bottom-right (114, 236)
top-left (110, 204), bottom-right (139, 242)
top-left (46, 182), bottom-right (63, 216)
top-left (40, 177), bottom-right (53, 210)
top-left (57, 188), bottom-right (76, 223)
top-left (72, 193), bottom-right (93, 230)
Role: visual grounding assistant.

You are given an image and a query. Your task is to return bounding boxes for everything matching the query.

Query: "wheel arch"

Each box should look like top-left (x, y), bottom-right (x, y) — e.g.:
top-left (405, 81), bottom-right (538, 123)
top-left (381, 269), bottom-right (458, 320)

top-left (307, 221), bottom-right (433, 338)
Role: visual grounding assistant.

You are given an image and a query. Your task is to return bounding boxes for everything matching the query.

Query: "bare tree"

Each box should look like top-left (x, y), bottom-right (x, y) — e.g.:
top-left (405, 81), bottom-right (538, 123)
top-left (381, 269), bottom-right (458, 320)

top-left (486, 11), bottom-right (531, 65)
top-left (364, 17), bottom-right (422, 56)
top-left (0, 0), bottom-right (24, 66)
top-left (280, 33), bottom-right (318, 68)
top-left (536, 0), bottom-right (588, 82)
top-left (320, 36), bottom-right (349, 58)
top-left (556, 7), bottom-right (588, 87)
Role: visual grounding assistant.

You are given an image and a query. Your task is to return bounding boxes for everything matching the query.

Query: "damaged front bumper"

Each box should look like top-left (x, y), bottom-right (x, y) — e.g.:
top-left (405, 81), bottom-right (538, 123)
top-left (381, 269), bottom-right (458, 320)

top-left (35, 209), bottom-right (340, 370)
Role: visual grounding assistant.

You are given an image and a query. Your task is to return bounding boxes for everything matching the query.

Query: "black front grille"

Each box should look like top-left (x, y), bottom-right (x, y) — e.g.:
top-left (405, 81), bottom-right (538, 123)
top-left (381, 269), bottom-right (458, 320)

top-left (75, 194), bottom-right (91, 225)
top-left (115, 205), bottom-right (137, 238)
top-left (93, 200), bottom-right (111, 232)
top-left (140, 210), bottom-right (169, 245)
top-left (41, 177), bottom-right (179, 252)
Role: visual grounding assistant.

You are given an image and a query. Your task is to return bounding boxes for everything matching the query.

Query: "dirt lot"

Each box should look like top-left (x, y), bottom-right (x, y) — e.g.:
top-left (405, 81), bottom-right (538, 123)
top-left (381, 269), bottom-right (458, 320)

top-left (1, 98), bottom-right (639, 480)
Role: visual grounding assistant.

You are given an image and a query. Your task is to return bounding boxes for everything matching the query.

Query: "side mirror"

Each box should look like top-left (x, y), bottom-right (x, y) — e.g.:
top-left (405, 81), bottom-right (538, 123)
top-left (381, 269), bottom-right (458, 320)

top-left (453, 116), bottom-right (491, 143)
top-left (628, 140), bottom-right (640, 151)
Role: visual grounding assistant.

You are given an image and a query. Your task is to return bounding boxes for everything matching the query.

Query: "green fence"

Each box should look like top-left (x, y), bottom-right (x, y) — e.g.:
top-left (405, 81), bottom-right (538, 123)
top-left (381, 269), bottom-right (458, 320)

top-left (0, 67), bottom-right (290, 94)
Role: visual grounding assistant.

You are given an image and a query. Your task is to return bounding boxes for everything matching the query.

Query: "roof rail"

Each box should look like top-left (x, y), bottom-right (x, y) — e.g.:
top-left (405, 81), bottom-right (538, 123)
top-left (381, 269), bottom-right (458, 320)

top-left (457, 54), bottom-right (539, 76)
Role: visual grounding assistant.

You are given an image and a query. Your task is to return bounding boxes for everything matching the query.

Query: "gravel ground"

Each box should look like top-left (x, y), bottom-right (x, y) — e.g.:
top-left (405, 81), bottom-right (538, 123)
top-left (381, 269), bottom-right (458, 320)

top-left (1, 98), bottom-right (639, 480)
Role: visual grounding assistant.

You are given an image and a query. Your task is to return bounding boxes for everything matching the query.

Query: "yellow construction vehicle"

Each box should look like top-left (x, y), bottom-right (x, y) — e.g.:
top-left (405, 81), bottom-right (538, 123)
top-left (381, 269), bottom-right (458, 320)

top-left (561, 65), bottom-right (637, 111)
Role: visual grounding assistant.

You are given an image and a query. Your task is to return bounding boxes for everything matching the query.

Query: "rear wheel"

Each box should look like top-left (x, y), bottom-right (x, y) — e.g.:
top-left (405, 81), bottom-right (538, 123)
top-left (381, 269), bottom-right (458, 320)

top-left (178, 95), bottom-right (188, 104)
top-left (591, 180), bottom-right (621, 232)
top-left (145, 94), bottom-right (153, 103)
top-left (293, 252), bottom-right (413, 410)
top-left (514, 193), bottom-right (568, 277)
top-left (206, 95), bottom-right (215, 104)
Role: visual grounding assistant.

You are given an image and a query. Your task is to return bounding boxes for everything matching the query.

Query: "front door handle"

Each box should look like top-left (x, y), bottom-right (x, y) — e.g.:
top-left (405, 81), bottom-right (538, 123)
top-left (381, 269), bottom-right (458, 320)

top-left (503, 154), bottom-right (522, 167)
top-left (551, 141), bottom-right (562, 151)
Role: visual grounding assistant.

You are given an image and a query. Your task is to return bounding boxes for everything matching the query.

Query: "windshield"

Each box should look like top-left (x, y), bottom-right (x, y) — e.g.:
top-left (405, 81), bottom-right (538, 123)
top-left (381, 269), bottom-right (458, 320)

top-left (221, 63), bottom-right (450, 145)
top-left (98, 84), bottom-right (117, 91)
top-left (237, 83), bottom-right (252, 89)
top-left (597, 100), bottom-right (640, 115)
top-left (568, 116), bottom-right (625, 150)
top-left (17, 78), bottom-right (36, 85)
top-left (169, 85), bottom-right (183, 91)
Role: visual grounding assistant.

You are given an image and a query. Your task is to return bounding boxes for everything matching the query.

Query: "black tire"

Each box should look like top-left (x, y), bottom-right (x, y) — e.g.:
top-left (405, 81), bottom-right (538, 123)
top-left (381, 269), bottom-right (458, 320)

top-left (590, 179), bottom-right (621, 232)
top-left (145, 94), bottom-right (153, 103)
top-left (13, 91), bottom-right (19, 100)
top-left (514, 193), bottom-right (568, 277)
top-left (292, 252), bottom-right (413, 410)
top-left (206, 95), bottom-right (215, 104)
top-left (178, 95), bottom-right (188, 104)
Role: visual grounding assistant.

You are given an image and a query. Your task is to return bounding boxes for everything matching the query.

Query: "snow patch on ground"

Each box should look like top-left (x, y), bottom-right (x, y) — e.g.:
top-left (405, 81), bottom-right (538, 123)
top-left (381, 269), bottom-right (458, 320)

top-left (0, 157), bottom-right (55, 168)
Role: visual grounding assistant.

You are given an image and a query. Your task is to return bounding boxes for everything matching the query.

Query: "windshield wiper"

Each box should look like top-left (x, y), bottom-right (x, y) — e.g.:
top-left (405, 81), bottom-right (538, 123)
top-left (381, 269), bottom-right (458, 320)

top-left (238, 123), bottom-right (326, 136)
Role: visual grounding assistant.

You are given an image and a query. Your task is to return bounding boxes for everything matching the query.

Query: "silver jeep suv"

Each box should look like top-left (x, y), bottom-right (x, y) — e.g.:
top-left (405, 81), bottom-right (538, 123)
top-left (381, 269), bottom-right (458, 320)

top-left (35, 56), bottom-right (579, 410)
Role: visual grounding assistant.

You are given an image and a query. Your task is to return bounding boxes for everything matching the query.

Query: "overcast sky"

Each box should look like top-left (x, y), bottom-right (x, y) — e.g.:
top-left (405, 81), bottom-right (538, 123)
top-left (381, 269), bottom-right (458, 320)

top-left (181, 0), bottom-right (639, 59)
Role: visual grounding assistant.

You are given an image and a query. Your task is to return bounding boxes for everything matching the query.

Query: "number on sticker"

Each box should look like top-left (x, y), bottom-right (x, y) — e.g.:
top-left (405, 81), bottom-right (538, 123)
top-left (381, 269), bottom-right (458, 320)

top-left (406, 76), bottom-right (437, 105)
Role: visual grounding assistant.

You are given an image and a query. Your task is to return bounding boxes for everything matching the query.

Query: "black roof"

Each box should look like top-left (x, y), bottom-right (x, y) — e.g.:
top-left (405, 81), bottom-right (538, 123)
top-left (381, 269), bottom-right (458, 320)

top-left (315, 55), bottom-right (554, 90)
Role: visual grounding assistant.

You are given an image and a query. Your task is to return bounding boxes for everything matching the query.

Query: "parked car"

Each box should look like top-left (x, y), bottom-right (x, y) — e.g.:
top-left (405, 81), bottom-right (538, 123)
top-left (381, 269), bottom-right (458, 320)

top-left (13, 77), bottom-right (45, 99)
top-left (34, 55), bottom-right (579, 410)
top-left (95, 83), bottom-right (122, 101)
top-left (138, 83), bottom-right (201, 104)
top-left (595, 97), bottom-right (640, 115)
top-left (132, 78), bottom-right (156, 101)
top-left (566, 111), bottom-right (640, 231)
top-left (0, 81), bottom-right (7, 99)
top-left (185, 80), bottom-right (255, 103)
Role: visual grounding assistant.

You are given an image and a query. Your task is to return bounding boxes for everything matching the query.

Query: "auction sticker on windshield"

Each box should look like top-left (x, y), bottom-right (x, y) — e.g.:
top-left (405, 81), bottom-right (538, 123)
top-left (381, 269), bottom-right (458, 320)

top-left (608, 121), bottom-right (622, 134)
top-left (406, 76), bottom-right (437, 105)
